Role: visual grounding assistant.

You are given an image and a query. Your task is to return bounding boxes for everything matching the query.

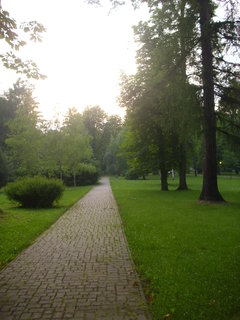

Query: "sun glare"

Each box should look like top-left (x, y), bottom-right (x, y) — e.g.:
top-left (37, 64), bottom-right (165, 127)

top-left (1, 0), bottom-right (149, 120)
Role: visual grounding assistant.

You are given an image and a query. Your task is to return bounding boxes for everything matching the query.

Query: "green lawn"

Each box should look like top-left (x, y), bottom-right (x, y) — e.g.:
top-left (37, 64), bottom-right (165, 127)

top-left (0, 185), bottom-right (92, 270)
top-left (110, 175), bottom-right (240, 320)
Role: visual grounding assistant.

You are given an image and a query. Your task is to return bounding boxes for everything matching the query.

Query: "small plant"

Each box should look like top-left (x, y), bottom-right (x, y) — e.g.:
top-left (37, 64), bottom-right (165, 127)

top-left (4, 176), bottom-right (65, 208)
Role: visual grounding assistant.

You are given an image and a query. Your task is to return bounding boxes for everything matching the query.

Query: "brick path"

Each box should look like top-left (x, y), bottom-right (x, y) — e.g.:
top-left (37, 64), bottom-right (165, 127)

top-left (0, 177), bottom-right (150, 320)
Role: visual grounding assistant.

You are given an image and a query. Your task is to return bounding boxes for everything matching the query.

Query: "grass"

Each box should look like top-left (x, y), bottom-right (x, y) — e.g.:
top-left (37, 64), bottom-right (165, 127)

top-left (110, 175), bottom-right (240, 320)
top-left (0, 185), bottom-right (92, 270)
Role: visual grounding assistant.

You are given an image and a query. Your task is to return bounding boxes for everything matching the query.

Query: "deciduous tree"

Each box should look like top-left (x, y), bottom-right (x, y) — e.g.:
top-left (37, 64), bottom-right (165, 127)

top-left (0, 5), bottom-right (46, 79)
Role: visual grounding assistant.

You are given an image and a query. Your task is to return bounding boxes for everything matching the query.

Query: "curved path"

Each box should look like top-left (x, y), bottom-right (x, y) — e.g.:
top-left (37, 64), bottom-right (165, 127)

top-left (0, 177), bottom-right (150, 319)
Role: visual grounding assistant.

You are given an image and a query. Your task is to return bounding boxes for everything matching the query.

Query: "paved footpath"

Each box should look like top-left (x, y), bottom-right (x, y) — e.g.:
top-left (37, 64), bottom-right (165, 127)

top-left (0, 177), bottom-right (150, 320)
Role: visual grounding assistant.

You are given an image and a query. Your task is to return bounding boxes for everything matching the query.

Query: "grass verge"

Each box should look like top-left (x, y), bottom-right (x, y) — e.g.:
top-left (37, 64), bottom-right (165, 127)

top-left (0, 185), bottom-right (92, 270)
top-left (110, 175), bottom-right (240, 320)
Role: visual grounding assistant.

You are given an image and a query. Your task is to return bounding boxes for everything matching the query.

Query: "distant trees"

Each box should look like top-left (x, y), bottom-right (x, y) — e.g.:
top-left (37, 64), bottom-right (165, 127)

top-left (82, 106), bottom-right (107, 165)
top-left (1, 0), bottom-right (239, 197)
top-left (103, 130), bottom-right (127, 176)
top-left (62, 109), bottom-right (93, 186)
top-left (0, 82), bottom-right (93, 185)
top-left (120, 126), bottom-right (158, 181)
top-left (0, 4), bottom-right (46, 186)
top-left (82, 106), bottom-right (123, 172)
top-left (0, 81), bottom-right (126, 187)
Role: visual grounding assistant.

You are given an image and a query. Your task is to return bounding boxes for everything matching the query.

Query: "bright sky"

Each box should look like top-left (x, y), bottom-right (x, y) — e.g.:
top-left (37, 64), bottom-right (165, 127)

top-left (0, 0), bottom-right (149, 119)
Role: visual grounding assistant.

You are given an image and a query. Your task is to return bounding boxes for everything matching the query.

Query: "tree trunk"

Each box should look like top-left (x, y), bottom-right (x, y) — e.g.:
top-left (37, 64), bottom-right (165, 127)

top-left (158, 129), bottom-right (168, 191)
top-left (193, 155), bottom-right (198, 176)
top-left (198, 0), bottom-right (224, 202)
top-left (177, 0), bottom-right (188, 192)
top-left (178, 143), bottom-right (188, 190)
top-left (160, 164), bottom-right (168, 191)
top-left (73, 173), bottom-right (76, 187)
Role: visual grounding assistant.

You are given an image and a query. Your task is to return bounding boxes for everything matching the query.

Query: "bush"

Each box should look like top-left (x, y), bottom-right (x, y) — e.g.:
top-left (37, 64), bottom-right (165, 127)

top-left (125, 169), bottom-right (140, 180)
top-left (77, 163), bottom-right (99, 185)
top-left (63, 163), bottom-right (99, 186)
top-left (4, 176), bottom-right (65, 208)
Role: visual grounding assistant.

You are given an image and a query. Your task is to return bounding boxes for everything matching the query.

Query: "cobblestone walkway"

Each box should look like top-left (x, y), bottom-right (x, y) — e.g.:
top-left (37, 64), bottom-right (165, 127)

top-left (0, 177), bottom-right (150, 320)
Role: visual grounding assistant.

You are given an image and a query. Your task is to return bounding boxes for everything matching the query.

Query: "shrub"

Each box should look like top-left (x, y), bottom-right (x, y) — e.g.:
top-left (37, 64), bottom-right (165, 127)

top-left (77, 163), bottom-right (99, 185)
top-left (125, 169), bottom-right (140, 180)
top-left (4, 176), bottom-right (65, 208)
top-left (63, 163), bottom-right (99, 186)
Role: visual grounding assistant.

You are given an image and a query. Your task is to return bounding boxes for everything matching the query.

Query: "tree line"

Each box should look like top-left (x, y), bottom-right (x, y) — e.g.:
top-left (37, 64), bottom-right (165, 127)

top-left (1, 0), bottom-right (239, 202)
top-left (0, 80), bottom-right (123, 187)
top-left (0, 74), bottom-right (239, 196)
top-left (118, 0), bottom-right (240, 201)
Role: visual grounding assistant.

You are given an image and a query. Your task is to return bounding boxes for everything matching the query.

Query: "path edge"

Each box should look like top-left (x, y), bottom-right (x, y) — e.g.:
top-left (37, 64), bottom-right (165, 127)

top-left (0, 186), bottom-right (93, 273)
top-left (109, 177), bottom-right (152, 320)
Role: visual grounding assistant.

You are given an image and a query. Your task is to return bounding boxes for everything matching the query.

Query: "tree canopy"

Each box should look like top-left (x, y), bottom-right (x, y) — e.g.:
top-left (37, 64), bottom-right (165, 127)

top-left (118, 0), bottom-right (239, 199)
top-left (0, 6), bottom-right (46, 79)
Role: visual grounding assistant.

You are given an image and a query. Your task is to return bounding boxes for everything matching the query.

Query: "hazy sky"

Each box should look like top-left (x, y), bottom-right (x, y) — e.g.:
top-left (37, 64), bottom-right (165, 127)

top-left (0, 0), bottom-right (149, 119)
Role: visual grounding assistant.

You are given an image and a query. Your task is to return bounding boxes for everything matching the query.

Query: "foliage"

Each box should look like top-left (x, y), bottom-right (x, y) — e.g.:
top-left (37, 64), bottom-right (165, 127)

top-left (193, 127), bottom-right (240, 175)
top-left (6, 82), bottom-right (44, 178)
top-left (216, 133), bottom-right (240, 174)
top-left (119, 0), bottom-right (202, 190)
top-left (217, 79), bottom-right (240, 158)
top-left (77, 163), bottom-right (99, 185)
top-left (63, 163), bottom-right (99, 186)
top-left (118, 0), bottom-right (239, 199)
top-left (0, 84), bottom-right (102, 187)
top-left (0, 8), bottom-right (46, 79)
top-left (0, 147), bottom-right (8, 187)
top-left (41, 127), bottom-right (65, 179)
top-left (120, 127), bottom-right (158, 180)
top-left (103, 130), bottom-right (128, 176)
top-left (0, 185), bottom-right (92, 269)
top-left (6, 96), bottom-right (43, 177)
top-left (111, 175), bottom-right (240, 320)
top-left (82, 106), bottom-right (107, 164)
top-left (4, 176), bottom-right (65, 208)
top-left (62, 108), bottom-right (93, 186)
top-left (125, 168), bottom-right (142, 180)
top-left (0, 81), bottom-right (33, 183)
top-left (82, 106), bottom-right (123, 173)
top-left (0, 96), bottom-right (16, 147)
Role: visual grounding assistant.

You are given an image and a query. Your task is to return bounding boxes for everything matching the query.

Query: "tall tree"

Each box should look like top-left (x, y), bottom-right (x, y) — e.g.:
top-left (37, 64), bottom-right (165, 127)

top-left (120, 1), bottom-right (200, 190)
top-left (63, 108), bottom-right (93, 186)
top-left (119, 73), bottom-right (175, 190)
top-left (0, 96), bottom-right (16, 149)
top-left (198, 0), bottom-right (224, 201)
top-left (90, 0), bottom-right (239, 200)
top-left (41, 128), bottom-right (65, 180)
top-left (82, 106), bottom-right (106, 160)
top-left (5, 82), bottom-right (42, 177)
top-left (102, 115), bottom-right (122, 172)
